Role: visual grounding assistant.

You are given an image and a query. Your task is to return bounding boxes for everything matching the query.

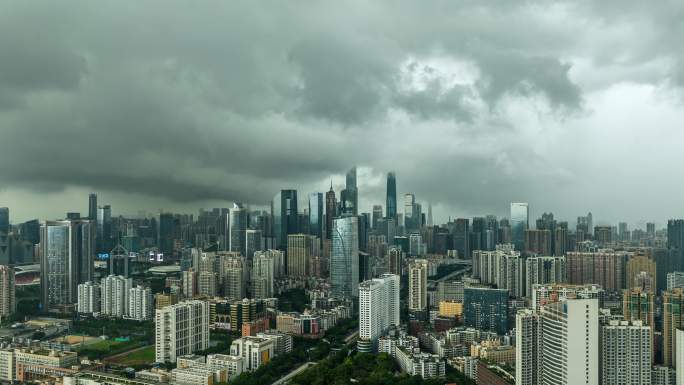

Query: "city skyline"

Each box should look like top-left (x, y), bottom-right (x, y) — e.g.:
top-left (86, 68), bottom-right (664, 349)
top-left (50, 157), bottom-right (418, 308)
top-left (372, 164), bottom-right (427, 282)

top-left (2, 2), bottom-right (684, 225)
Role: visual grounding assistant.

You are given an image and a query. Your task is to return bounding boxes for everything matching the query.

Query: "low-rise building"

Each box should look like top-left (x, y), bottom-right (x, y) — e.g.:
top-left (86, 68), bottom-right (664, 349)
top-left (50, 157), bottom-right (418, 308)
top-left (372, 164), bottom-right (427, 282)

top-left (230, 337), bottom-right (274, 371)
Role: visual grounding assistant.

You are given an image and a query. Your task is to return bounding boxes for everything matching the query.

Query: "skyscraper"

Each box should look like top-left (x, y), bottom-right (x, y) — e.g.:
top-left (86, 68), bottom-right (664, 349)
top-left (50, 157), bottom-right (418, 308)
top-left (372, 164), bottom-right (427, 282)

top-left (272, 190), bottom-right (298, 250)
top-left (0, 208), bottom-right (8, 235)
top-left (524, 256), bottom-right (566, 298)
top-left (88, 193), bottom-right (97, 221)
top-left (540, 298), bottom-right (599, 385)
top-left (386, 172), bottom-right (397, 220)
top-left (663, 287), bottom-right (684, 367)
top-left (0, 266), bottom-right (15, 320)
top-left (252, 251), bottom-right (275, 299)
top-left (229, 203), bottom-right (248, 257)
top-left (158, 213), bottom-right (177, 256)
top-left (155, 300), bottom-right (210, 363)
top-left (371, 205), bottom-right (383, 230)
top-left (358, 274), bottom-right (400, 352)
top-left (341, 166), bottom-right (358, 215)
top-left (100, 274), bottom-right (132, 318)
top-left (309, 192), bottom-right (323, 241)
top-left (404, 193), bottom-right (417, 231)
top-left (96, 205), bottom-right (112, 253)
top-left (510, 202), bottom-right (529, 251)
top-left (287, 234), bottom-right (317, 277)
top-left (601, 320), bottom-right (651, 385)
top-left (331, 216), bottom-right (359, 298)
top-left (128, 285), bottom-right (153, 321)
top-left (245, 229), bottom-right (263, 260)
top-left (516, 309), bottom-right (541, 385)
top-left (40, 219), bottom-right (95, 312)
top-left (325, 183), bottom-right (337, 240)
top-left (388, 246), bottom-right (403, 276)
top-left (408, 259), bottom-right (428, 312)
top-left (463, 287), bottom-right (508, 334)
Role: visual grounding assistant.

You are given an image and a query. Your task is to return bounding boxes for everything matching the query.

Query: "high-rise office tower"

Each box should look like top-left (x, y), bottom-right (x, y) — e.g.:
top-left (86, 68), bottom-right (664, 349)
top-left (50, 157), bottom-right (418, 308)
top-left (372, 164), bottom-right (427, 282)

top-left (229, 203), bottom-right (248, 257)
top-left (245, 229), bottom-right (263, 260)
top-left (663, 288), bottom-right (684, 367)
top-left (309, 193), bottom-right (323, 241)
top-left (96, 205), bottom-right (112, 253)
top-left (252, 251), bottom-right (275, 299)
top-left (155, 300), bottom-right (210, 363)
top-left (450, 218), bottom-right (470, 259)
top-left (386, 172), bottom-right (397, 220)
top-left (100, 274), bottom-right (132, 317)
top-left (601, 320), bottom-right (651, 385)
top-left (158, 213), bottom-right (177, 256)
top-left (371, 205), bottom-right (383, 230)
top-left (463, 287), bottom-right (508, 334)
top-left (331, 216), bottom-right (359, 298)
top-left (340, 166), bottom-right (358, 215)
top-left (128, 285), bottom-right (153, 321)
top-left (427, 203), bottom-right (433, 227)
top-left (40, 219), bottom-right (95, 312)
top-left (510, 202), bottom-right (529, 251)
top-left (358, 274), bottom-right (400, 352)
top-left (0, 266), bottom-right (15, 320)
top-left (287, 234), bottom-right (317, 277)
top-left (540, 298), bottom-right (599, 385)
top-left (404, 193), bottom-right (417, 231)
top-left (77, 281), bottom-right (100, 314)
top-left (272, 190), bottom-right (298, 250)
top-left (525, 256), bottom-right (566, 298)
top-left (516, 309), bottom-right (541, 385)
top-left (88, 193), bottom-right (97, 221)
top-left (325, 182), bottom-right (337, 241)
top-left (0, 208), bottom-right (8, 235)
top-left (668, 220), bottom-right (684, 250)
top-left (408, 259), bottom-right (428, 312)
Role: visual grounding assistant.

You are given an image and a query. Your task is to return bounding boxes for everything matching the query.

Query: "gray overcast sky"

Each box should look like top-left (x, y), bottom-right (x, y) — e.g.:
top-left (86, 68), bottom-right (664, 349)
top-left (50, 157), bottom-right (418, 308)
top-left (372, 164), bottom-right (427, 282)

top-left (1, 1), bottom-right (683, 227)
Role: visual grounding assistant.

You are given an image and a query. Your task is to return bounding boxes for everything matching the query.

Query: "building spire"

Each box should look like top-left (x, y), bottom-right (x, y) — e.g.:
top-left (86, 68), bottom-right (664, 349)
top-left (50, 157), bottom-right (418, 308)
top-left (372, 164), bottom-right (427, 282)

top-left (330, 179), bottom-right (333, 191)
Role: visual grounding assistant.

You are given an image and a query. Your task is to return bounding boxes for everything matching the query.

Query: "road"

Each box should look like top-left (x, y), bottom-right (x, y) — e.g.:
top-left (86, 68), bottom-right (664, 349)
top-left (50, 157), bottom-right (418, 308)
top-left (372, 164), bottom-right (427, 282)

top-left (272, 361), bottom-right (316, 385)
top-left (427, 266), bottom-right (471, 290)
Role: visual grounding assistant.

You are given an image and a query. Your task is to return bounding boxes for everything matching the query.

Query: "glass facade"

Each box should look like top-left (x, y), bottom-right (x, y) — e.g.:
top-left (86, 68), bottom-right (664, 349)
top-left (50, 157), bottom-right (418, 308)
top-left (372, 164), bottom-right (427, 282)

top-left (331, 216), bottom-right (359, 298)
top-left (510, 202), bottom-right (529, 251)
top-left (309, 192), bottom-right (323, 240)
top-left (271, 190), bottom-right (298, 250)
top-left (386, 172), bottom-right (396, 219)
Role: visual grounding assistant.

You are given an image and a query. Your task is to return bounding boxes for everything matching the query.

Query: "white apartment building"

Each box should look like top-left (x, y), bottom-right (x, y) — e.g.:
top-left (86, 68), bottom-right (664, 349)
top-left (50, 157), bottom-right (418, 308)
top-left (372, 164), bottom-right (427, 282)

top-left (155, 300), bottom-right (210, 363)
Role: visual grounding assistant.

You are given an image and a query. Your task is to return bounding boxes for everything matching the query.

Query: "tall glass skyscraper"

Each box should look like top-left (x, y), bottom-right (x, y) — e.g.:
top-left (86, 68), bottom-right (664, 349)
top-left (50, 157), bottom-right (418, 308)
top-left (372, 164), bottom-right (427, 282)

top-left (309, 192), bottom-right (323, 240)
top-left (386, 172), bottom-right (397, 219)
top-left (40, 219), bottom-right (95, 312)
top-left (229, 202), bottom-right (248, 257)
top-left (272, 189), bottom-right (298, 250)
top-left (510, 202), bottom-right (529, 251)
top-left (331, 216), bottom-right (359, 298)
top-left (88, 193), bottom-right (97, 220)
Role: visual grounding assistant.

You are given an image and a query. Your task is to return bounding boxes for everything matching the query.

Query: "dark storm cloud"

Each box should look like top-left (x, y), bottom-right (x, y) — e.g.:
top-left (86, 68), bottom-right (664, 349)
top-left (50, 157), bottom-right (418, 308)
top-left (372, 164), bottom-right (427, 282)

top-left (1, 0), bottom-right (683, 223)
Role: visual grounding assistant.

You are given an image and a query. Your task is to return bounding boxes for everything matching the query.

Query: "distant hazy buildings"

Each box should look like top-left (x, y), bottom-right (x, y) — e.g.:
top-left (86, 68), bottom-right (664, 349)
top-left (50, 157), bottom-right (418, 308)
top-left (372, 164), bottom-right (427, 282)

top-left (510, 203), bottom-right (529, 251)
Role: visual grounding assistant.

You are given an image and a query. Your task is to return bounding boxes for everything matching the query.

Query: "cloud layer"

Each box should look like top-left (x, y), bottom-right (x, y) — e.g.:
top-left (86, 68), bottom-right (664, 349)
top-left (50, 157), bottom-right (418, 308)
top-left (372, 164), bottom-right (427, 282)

top-left (1, 0), bottom-right (684, 226)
